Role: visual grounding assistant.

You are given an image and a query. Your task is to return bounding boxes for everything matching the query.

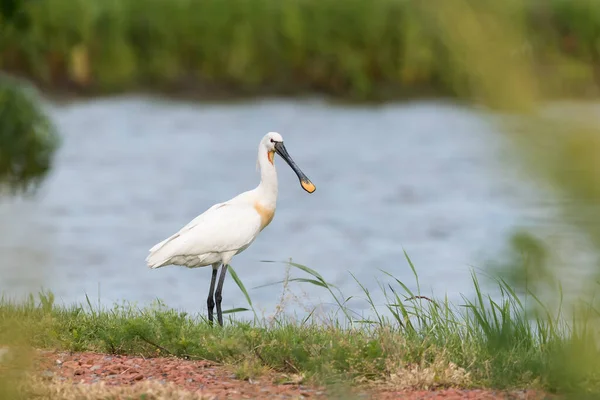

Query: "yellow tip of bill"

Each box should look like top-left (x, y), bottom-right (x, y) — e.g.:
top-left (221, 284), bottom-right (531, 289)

top-left (301, 180), bottom-right (316, 193)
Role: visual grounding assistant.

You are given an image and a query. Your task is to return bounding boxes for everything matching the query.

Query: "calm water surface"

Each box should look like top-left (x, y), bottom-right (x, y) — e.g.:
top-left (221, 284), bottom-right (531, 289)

top-left (0, 97), bottom-right (574, 317)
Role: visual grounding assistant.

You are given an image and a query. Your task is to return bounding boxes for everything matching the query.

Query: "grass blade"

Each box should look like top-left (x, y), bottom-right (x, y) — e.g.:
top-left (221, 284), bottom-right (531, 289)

top-left (222, 307), bottom-right (249, 315)
top-left (228, 264), bottom-right (257, 322)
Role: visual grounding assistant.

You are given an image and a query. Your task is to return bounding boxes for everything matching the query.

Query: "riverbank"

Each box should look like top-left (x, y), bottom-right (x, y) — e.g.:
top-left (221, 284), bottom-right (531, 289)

top-left (13, 349), bottom-right (549, 399)
top-left (0, 265), bottom-right (598, 398)
top-left (2, 0), bottom-right (600, 102)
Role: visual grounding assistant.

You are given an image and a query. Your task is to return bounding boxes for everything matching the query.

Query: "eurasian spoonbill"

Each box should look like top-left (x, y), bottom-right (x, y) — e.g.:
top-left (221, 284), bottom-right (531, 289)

top-left (146, 132), bottom-right (315, 326)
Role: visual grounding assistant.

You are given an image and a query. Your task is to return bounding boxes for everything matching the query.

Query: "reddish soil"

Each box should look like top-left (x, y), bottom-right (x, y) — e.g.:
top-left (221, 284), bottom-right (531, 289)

top-left (32, 350), bottom-right (553, 399)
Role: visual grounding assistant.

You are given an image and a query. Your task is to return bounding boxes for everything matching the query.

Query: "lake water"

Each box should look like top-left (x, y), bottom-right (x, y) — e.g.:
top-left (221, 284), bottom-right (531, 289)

top-left (0, 96), bottom-right (584, 319)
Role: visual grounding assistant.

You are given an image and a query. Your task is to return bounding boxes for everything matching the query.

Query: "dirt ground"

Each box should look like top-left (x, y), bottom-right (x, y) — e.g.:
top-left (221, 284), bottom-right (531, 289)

top-left (27, 350), bottom-right (552, 399)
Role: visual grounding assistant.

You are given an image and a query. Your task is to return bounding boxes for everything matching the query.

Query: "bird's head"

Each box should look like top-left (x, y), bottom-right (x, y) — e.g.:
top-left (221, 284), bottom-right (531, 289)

top-left (261, 132), bottom-right (316, 194)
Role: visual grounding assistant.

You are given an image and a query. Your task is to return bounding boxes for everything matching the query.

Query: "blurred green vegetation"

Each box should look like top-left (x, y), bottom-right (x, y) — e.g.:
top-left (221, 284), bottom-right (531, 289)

top-left (0, 6), bottom-right (60, 397)
top-left (0, 73), bottom-right (60, 193)
top-left (0, 75), bottom-right (59, 398)
top-left (0, 0), bottom-right (599, 101)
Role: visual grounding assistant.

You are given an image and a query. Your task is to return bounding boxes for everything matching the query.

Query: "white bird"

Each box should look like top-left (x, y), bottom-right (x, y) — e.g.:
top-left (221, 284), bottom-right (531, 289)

top-left (146, 132), bottom-right (316, 326)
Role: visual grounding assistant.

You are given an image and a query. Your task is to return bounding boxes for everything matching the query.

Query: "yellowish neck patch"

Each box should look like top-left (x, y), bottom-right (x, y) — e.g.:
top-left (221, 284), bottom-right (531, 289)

top-left (267, 150), bottom-right (275, 165)
top-left (254, 202), bottom-right (275, 231)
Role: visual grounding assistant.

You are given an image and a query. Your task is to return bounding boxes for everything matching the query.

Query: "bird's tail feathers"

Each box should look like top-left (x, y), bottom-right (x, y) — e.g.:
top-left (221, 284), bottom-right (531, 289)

top-left (146, 239), bottom-right (177, 269)
top-left (146, 251), bottom-right (169, 269)
top-left (146, 231), bottom-right (182, 269)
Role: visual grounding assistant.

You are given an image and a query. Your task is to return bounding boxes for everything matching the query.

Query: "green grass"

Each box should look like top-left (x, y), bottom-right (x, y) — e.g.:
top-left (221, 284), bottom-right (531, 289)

top-left (2, 0), bottom-right (600, 101)
top-left (1, 255), bottom-right (600, 396)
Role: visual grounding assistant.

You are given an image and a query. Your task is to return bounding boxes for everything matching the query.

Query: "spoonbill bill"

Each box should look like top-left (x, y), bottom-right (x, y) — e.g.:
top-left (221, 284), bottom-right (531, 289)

top-left (146, 132), bottom-right (315, 326)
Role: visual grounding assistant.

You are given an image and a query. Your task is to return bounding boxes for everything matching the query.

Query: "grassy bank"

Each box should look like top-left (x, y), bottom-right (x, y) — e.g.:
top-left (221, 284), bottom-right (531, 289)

top-left (1, 0), bottom-right (600, 101)
top-left (1, 260), bottom-right (599, 397)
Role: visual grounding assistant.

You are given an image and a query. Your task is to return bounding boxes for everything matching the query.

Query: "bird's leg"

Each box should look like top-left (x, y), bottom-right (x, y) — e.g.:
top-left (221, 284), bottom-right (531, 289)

top-left (207, 265), bottom-right (219, 325)
top-left (215, 264), bottom-right (229, 326)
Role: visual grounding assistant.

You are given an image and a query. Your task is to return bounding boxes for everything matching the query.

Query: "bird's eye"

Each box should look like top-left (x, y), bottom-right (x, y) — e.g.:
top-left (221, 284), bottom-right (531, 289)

top-left (270, 138), bottom-right (275, 143)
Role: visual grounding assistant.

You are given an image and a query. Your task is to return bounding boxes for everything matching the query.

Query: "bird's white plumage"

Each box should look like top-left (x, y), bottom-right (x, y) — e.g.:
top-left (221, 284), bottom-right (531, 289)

top-left (146, 193), bottom-right (262, 269)
top-left (146, 132), bottom-right (293, 271)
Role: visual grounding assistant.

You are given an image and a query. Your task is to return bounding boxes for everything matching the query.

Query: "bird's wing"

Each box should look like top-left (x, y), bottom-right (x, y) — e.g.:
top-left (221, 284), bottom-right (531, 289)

top-left (148, 201), bottom-right (226, 253)
top-left (146, 203), bottom-right (261, 267)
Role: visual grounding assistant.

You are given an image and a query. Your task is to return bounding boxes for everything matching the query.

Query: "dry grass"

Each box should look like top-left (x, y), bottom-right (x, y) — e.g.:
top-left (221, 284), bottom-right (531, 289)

top-left (19, 357), bottom-right (471, 399)
top-left (382, 360), bottom-right (472, 391)
top-left (22, 376), bottom-right (208, 400)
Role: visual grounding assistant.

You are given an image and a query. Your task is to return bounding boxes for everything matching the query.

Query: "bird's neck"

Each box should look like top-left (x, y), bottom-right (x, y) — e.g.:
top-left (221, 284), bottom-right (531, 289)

top-left (256, 145), bottom-right (278, 209)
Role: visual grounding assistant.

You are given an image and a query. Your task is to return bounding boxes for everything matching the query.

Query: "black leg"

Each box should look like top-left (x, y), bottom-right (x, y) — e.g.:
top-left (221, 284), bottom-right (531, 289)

top-left (215, 264), bottom-right (229, 326)
top-left (207, 266), bottom-right (219, 325)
